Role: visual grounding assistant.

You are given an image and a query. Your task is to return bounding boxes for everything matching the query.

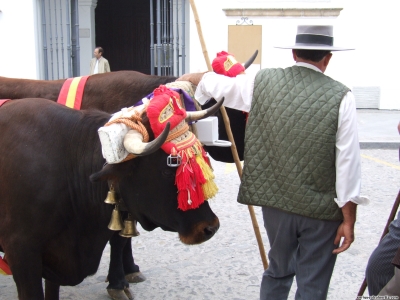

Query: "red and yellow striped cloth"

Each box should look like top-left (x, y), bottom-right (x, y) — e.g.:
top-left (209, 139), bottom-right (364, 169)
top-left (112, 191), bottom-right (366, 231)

top-left (57, 76), bottom-right (90, 110)
top-left (0, 99), bottom-right (11, 107)
top-left (0, 256), bottom-right (12, 275)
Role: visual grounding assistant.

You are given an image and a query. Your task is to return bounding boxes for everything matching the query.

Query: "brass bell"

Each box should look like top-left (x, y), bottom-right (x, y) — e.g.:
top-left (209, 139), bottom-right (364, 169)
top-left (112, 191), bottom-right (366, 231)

top-left (108, 205), bottom-right (124, 231)
top-left (119, 214), bottom-right (140, 237)
top-left (104, 186), bottom-right (117, 204)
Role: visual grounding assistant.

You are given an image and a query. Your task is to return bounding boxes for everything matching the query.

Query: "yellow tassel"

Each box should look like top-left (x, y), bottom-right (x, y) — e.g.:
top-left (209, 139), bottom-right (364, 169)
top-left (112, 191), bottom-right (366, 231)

top-left (202, 179), bottom-right (218, 199)
top-left (195, 154), bottom-right (214, 180)
top-left (196, 154), bottom-right (218, 199)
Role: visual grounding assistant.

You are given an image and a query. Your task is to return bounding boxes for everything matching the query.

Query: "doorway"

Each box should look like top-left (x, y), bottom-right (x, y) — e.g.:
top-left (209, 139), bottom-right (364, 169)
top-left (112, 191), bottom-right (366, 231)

top-left (95, 0), bottom-right (151, 73)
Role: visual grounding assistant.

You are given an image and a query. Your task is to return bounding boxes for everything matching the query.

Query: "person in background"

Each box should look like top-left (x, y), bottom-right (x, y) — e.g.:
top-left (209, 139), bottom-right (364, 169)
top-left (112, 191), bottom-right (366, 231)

top-left (378, 246), bottom-right (400, 296)
top-left (366, 121), bottom-right (400, 296)
top-left (178, 25), bottom-right (369, 300)
top-left (90, 47), bottom-right (110, 75)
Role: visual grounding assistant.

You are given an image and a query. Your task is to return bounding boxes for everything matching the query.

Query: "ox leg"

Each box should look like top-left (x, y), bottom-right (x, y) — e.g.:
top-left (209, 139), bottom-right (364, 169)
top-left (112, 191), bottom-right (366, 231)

top-left (44, 280), bottom-right (60, 300)
top-left (107, 233), bottom-right (133, 300)
top-left (7, 250), bottom-right (45, 300)
top-left (123, 238), bottom-right (146, 283)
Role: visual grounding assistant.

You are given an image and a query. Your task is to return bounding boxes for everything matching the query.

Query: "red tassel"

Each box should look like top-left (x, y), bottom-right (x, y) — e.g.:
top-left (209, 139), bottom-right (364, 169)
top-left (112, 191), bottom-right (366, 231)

top-left (176, 155), bottom-right (192, 210)
top-left (175, 154), bottom-right (206, 211)
top-left (190, 157), bottom-right (206, 184)
top-left (177, 189), bottom-right (190, 211)
top-left (176, 163), bottom-right (191, 191)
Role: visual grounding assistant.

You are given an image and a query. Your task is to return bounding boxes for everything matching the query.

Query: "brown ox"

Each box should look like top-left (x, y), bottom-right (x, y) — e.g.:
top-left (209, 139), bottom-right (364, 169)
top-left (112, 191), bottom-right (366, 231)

top-left (0, 72), bottom-right (176, 113)
top-left (0, 72), bottom-right (182, 299)
top-left (0, 65), bottom-right (253, 297)
top-left (0, 49), bottom-right (259, 163)
top-left (0, 97), bottom-right (222, 300)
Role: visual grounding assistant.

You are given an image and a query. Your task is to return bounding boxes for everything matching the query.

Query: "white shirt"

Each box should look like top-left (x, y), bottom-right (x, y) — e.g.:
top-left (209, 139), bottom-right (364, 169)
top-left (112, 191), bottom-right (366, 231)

top-left (195, 62), bottom-right (369, 208)
top-left (93, 60), bottom-right (99, 74)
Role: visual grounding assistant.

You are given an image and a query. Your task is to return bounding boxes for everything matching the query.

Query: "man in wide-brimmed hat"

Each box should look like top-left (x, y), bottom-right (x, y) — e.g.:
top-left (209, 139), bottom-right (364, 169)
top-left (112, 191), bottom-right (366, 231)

top-left (178, 25), bottom-right (369, 299)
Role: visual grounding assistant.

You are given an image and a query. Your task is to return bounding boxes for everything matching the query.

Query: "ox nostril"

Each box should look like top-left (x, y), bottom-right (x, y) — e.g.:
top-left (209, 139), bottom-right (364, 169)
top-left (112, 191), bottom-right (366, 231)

top-left (204, 226), bottom-right (216, 237)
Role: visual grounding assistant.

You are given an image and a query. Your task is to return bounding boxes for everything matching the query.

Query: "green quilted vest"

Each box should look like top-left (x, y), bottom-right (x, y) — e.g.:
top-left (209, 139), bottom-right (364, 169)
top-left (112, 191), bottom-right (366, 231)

top-left (237, 66), bottom-right (349, 221)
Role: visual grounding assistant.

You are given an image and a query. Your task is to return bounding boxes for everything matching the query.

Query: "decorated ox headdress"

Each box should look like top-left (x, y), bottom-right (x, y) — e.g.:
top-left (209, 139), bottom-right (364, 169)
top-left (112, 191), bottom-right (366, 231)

top-left (212, 51), bottom-right (245, 78)
top-left (146, 85), bottom-right (218, 211)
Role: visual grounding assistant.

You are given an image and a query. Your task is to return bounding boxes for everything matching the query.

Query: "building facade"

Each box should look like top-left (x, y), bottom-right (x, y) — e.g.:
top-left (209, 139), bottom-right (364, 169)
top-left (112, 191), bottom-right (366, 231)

top-left (0, 0), bottom-right (398, 109)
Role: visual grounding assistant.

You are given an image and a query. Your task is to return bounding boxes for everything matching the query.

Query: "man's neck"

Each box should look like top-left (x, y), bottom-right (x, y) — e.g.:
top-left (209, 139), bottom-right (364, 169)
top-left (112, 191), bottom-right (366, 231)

top-left (295, 58), bottom-right (323, 72)
top-left (295, 62), bottom-right (322, 73)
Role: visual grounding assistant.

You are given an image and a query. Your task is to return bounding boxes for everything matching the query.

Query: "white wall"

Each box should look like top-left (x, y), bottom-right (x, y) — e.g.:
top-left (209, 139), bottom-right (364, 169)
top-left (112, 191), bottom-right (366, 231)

top-left (79, 0), bottom-right (97, 76)
top-left (1, 0), bottom-right (398, 109)
top-left (187, 0), bottom-right (400, 110)
top-left (333, 0), bottom-right (400, 110)
top-left (0, 0), bottom-right (41, 79)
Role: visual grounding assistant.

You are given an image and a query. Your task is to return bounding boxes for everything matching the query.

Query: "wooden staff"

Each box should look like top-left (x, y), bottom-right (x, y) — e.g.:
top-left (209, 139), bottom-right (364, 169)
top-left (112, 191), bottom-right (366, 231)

top-left (357, 189), bottom-right (400, 297)
top-left (188, 0), bottom-right (268, 270)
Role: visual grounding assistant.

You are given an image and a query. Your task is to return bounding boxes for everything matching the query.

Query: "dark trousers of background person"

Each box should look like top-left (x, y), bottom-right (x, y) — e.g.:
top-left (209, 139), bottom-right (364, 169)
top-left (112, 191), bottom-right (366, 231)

top-left (366, 211), bottom-right (400, 295)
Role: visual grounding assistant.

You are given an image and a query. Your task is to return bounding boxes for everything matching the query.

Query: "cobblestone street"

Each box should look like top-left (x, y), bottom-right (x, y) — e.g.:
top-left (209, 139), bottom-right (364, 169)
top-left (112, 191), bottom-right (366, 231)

top-left (1, 148), bottom-right (399, 300)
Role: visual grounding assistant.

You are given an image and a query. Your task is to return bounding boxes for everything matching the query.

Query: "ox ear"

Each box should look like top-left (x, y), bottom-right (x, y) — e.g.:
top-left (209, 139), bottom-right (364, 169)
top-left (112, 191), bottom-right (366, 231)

top-left (90, 161), bottom-right (135, 183)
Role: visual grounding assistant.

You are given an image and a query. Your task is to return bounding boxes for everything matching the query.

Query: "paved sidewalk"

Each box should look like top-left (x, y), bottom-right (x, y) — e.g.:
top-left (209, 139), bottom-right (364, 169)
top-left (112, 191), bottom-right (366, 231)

top-left (3, 149), bottom-right (399, 300)
top-left (0, 109), bottom-right (399, 300)
top-left (357, 109), bottom-right (399, 149)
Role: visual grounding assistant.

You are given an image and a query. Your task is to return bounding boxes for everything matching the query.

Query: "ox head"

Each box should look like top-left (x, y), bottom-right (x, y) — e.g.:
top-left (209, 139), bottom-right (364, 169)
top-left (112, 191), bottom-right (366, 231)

top-left (90, 98), bottom-right (223, 245)
top-left (198, 50), bottom-right (258, 163)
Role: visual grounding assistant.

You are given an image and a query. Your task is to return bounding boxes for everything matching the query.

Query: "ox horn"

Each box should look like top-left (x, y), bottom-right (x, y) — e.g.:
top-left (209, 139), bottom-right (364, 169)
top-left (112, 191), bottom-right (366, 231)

top-left (243, 50), bottom-right (258, 69)
top-left (185, 98), bottom-right (225, 122)
top-left (124, 122), bottom-right (170, 156)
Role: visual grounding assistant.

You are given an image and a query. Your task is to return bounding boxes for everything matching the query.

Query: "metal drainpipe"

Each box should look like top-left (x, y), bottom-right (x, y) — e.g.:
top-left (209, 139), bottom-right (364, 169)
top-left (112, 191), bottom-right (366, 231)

top-left (41, 0), bottom-right (49, 80)
top-left (175, 0), bottom-right (179, 75)
top-left (74, 0), bottom-right (80, 76)
top-left (59, 0), bottom-right (66, 77)
top-left (71, 0), bottom-right (80, 76)
top-left (156, 0), bottom-right (161, 75)
top-left (162, 0), bottom-right (166, 76)
top-left (54, 0), bottom-right (60, 79)
top-left (169, 0), bottom-right (173, 76)
top-left (150, 0), bottom-right (155, 75)
top-left (181, 0), bottom-right (185, 74)
top-left (66, 0), bottom-right (72, 78)
top-left (48, 0), bottom-right (54, 79)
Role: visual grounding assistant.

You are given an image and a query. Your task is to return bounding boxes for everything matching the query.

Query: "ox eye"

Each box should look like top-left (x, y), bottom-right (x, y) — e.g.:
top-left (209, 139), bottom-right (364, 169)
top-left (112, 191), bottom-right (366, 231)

top-left (162, 168), bottom-right (175, 177)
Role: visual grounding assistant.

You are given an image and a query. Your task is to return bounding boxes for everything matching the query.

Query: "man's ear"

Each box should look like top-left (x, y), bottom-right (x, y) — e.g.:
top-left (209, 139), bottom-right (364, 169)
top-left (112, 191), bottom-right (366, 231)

top-left (323, 53), bottom-right (333, 67)
top-left (292, 49), bottom-right (297, 61)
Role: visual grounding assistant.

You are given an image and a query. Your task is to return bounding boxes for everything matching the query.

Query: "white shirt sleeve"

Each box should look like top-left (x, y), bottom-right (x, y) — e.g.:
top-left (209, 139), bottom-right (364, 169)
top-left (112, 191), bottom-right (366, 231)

top-left (335, 91), bottom-right (369, 207)
top-left (196, 67), bottom-right (369, 208)
top-left (195, 72), bottom-right (256, 112)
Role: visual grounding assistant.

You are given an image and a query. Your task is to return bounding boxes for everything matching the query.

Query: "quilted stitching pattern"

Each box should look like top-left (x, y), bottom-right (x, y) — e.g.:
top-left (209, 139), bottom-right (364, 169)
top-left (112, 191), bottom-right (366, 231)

top-left (238, 66), bottom-right (349, 221)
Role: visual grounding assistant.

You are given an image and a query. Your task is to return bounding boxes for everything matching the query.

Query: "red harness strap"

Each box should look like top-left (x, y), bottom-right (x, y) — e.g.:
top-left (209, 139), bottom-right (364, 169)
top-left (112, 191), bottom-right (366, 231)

top-left (0, 99), bottom-right (11, 107)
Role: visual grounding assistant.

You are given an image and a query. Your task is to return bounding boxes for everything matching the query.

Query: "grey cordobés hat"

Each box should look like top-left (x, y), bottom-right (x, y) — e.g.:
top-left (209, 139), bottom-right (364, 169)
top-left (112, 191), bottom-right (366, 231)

top-left (274, 25), bottom-right (354, 51)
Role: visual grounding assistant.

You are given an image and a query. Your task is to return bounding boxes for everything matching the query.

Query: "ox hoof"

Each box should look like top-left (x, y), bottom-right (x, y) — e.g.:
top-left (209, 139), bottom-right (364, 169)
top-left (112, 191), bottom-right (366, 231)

top-left (107, 288), bottom-right (131, 300)
top-left (125, 271), bottom-right (146, 283)
top-left (124, 287), bottom-right (134, 300)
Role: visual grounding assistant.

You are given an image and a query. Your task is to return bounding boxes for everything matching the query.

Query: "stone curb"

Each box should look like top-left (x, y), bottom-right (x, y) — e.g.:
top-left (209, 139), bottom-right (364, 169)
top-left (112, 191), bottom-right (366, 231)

top-left (360, 142), bottom-right (400, 150)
